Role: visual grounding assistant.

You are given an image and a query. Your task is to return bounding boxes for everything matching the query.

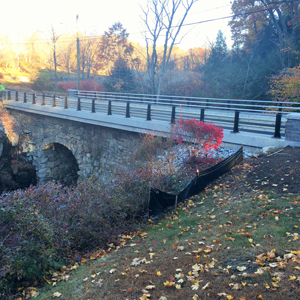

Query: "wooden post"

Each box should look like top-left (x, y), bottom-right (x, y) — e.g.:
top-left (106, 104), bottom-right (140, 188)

top-left (148, 182), bottom-right (151, 215)
top-left (42, 94), bottom-right (45, 105)
top-left (16, 91), bottom-right (18, 101)
top-left (53, 95), bottom-right (56, 107)
top-left (24, 92), bottom-right (27, 103)
top-left (8, 91), bottom-right (11, 100)
top-left (174, 195), bottom-right (178, 212)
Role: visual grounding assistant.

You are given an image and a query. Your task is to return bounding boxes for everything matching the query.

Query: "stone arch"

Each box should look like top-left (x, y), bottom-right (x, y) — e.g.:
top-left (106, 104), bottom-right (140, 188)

top-left (38, 141), bottom-right (80, 185)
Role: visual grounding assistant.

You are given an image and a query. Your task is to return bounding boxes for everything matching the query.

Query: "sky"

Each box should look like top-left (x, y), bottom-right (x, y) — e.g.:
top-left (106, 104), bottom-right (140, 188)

top-left (0, 0), bottom-right (233, 50)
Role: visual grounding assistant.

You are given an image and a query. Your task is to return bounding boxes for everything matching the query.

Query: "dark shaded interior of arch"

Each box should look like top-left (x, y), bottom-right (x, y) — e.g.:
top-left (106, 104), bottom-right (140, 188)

top-left (43, 143), bottom-right (79, 185)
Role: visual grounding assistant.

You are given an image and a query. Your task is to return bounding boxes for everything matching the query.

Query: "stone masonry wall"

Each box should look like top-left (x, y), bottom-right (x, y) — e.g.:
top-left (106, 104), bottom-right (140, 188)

top-left (7, 109), bottom-right (141, 183)
top-left (285, 113), bottom-right (300, 142)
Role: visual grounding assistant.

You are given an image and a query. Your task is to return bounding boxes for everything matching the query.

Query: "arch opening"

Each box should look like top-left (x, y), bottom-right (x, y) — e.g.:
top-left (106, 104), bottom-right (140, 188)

top-left (39, 143), bottom-right (79, 185)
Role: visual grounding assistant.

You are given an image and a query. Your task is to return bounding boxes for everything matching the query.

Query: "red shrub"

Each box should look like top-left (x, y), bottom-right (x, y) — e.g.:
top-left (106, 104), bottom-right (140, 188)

top-left (172, 118), bottom-right (223, 158)
top-left (57, 80), bottom-right (105, 92)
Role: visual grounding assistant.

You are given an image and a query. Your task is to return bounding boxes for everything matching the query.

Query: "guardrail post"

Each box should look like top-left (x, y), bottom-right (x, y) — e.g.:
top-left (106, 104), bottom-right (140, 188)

top-left (108, 100), bottom-right (112, 115)
top-left (24, 92), bottom-right (27, 103)
top-left (42, 94), bottom-right (45, 105)
top-left (32, 92), bottom-right (36, 104)
top-left (8, 91), bottom-right (11, 100)
top-left (16, 91), bottom-right (18, 101)
top-left (126, 102), bottom-right (130, 118)
top-left (200, 108), bottom-right (205, 122)
top-left (92, 98), bottom-right (96, 113)
top-left (171, 106), bottom-right (176, 124)
top-left (77, 97), bottom-right (81, 111)
top-left (233, 111), bottom-right (240, 133)
top-left (53, 95), bottom-right (56, 107)
top-left (147, 104), bottom-right (151, 121)
top-left (64, 96), bottom-right (68, 109)
top-left (274, 113), bottom-right (282, 138)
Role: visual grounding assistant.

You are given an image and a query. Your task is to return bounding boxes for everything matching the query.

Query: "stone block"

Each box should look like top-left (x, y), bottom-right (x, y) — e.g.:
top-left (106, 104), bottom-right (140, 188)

top-left (285, 114), bottom-right (300, 142)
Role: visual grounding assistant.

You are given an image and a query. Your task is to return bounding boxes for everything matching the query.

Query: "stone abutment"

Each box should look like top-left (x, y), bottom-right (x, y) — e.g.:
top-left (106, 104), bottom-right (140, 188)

top-left (7, 109), bottom-right (140, 185)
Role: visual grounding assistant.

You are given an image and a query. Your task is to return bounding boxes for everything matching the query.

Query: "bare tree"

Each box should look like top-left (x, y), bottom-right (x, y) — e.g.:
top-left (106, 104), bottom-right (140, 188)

top-left (141, 0), bottom-right (198, 96)
top-left (59, 35), bottom-right (76, 80)
top-left (50, 25), bottom-right (61, 89)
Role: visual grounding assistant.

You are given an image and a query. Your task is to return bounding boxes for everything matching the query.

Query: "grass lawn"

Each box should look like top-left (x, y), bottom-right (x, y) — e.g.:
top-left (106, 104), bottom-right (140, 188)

top-left (32, 183), bottom-right (300, 300)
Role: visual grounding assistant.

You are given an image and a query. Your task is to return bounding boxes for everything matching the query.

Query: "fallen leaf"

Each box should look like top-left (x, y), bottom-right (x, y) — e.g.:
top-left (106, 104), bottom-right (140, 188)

top-left (145, 285), bottom-right (156, 290)
top-left (53, 292), bottom-right (62, 298)
top-left (263, 283), bottom-right (270, 289)
top-left (201, 282), bottom-right (210, 290)
top-left (163, 281), bottom-right (175, 287)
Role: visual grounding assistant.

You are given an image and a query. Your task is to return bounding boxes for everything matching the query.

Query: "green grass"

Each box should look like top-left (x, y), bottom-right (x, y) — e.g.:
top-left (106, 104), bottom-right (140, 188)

top-left (31, 187), bottom-right (300, 300)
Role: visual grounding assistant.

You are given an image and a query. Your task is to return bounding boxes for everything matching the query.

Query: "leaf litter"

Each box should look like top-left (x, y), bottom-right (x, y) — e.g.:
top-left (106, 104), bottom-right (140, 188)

top-left (31, 146), bottom-right (300, 300)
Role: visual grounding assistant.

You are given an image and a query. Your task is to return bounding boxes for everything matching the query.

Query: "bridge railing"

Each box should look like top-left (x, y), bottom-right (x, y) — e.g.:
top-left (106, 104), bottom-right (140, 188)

top-left (3, 89), bottom-right (300, 138)
top-left (69, 90), bottom-right (300, 115)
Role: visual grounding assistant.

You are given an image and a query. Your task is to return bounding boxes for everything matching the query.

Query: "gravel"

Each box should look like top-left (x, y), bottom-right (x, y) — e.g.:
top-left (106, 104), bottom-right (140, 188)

top-left (157, 145), bottom-right (255, 171)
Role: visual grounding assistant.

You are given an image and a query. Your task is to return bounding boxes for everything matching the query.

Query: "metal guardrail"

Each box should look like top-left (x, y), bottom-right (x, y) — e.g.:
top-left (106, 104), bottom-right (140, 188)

top-left (69, 90), bottom-right (300, 115)
top-left (3, 89), bottom-right (300, 138)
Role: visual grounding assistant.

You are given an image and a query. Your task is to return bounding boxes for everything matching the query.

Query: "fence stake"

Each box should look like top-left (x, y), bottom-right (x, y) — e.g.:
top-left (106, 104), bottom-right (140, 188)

top-left (148, 182), bottom-right (151, 214)
top-left (200, 108), bottom-right (205, 122)
top-left (174, 195), bottom-right (178, 212)
top-left (42, 94), bottom-right (45, 105)
top-left (8, 91), bottom-right (11, 100)
top-left (147, 104), bottom-right (151, 121)
top-left (171, 106), bottom-right (176, 124)
top-left (77, 97), bottom-right (81, 111)
top-left (233, 111), bottom-right (240, 133)
top-left (126, 102), bottom-right (130, 118)
top-left (108, 100), bottom-right (112, 115)
top-left (92, 98), bottom-right (96, 113)
top-left (16, 91), bottom-right (18, 101)
top-left (53, 95), bottom-right (56, 107)
top-left (32, 92), bottom-right (36, 104)
top-left (24, 92), bottom-right (27, 103)
top-left (274, 113), bottom-right (282, 138)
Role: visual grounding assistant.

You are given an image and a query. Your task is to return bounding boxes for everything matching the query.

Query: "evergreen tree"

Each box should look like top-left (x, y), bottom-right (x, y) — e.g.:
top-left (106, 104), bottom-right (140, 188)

top-left (104, 57), bottom-right (136, 93)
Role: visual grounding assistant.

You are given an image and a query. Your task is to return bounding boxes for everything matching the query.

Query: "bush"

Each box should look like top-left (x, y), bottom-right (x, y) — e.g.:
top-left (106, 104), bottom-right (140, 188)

top-left (31, 72), bottom-right (53, 92)
top-left (173, 118), bottom-right (223, 162)
top-left (0, 179), bottom-right (148, 298)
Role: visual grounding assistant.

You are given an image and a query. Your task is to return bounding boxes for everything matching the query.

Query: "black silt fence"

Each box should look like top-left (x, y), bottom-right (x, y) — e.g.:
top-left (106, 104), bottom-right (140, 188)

top-left (149, 147), bottom-right (243, 216)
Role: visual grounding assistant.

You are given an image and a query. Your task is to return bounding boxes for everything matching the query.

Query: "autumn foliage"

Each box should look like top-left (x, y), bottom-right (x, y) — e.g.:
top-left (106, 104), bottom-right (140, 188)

top-left (269, 66), bottom-right (300, 103)
top-left (0, 179), bottom-right (148, 297)
top-left (173, 118), bottom-right (224, 161)
top-left (57, 80), bottom-right (105, 92)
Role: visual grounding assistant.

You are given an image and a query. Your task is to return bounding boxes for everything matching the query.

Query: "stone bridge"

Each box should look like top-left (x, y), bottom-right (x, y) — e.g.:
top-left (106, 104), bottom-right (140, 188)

top-left (7, 109), bottom-right (140, 185)
top-left (3, 95), bottom-right (300, 186)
